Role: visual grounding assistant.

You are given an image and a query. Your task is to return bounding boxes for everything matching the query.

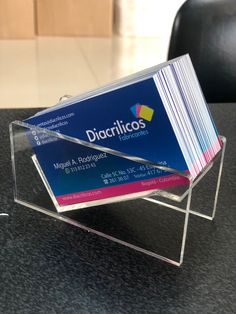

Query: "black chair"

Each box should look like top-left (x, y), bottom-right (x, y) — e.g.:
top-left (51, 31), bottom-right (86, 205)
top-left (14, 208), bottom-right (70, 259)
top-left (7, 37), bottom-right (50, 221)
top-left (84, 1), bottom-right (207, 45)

top-left (168, 0), bottom-right (236, 103)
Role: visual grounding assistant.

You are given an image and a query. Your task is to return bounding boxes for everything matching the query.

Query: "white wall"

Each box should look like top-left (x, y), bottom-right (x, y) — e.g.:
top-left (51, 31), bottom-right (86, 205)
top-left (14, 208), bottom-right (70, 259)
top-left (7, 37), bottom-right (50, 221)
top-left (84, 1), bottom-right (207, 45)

top-left (114, 0), bottom-right (186, 38)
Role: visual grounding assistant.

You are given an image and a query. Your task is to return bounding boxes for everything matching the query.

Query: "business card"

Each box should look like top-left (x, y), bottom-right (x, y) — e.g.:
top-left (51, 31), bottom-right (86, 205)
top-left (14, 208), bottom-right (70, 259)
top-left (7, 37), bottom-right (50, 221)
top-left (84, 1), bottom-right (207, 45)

top-left (24, 55), bottom-right (221, 211)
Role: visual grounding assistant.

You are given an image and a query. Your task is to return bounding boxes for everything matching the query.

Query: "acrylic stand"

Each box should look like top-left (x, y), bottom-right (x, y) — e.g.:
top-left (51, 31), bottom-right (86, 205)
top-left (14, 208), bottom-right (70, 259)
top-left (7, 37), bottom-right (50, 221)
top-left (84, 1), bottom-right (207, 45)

top-left (10, 120), bottom-right (226, 266)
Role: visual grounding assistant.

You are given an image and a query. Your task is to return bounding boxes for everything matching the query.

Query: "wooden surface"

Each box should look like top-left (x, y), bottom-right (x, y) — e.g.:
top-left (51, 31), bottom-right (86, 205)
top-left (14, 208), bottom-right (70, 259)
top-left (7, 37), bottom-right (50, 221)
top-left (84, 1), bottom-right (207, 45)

top-left (0, 0), bottom-right (35, 38)
top-left (36, 0), bottom-right (113, 37)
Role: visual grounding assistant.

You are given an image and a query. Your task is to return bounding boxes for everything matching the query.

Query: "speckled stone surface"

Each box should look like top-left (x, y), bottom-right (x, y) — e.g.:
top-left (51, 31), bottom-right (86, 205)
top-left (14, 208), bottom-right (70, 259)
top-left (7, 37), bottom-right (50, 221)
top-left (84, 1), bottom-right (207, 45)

top-left (0, 105), bottom-right (235, 314)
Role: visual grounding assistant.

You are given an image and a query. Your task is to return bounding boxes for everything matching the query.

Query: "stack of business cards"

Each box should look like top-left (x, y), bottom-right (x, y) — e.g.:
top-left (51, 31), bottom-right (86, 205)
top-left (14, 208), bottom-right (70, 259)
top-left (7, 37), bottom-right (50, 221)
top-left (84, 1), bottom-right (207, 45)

top-left (24, 54), bottom-right (221, 212)
top-left (154, 55), bottom-right (221, 178)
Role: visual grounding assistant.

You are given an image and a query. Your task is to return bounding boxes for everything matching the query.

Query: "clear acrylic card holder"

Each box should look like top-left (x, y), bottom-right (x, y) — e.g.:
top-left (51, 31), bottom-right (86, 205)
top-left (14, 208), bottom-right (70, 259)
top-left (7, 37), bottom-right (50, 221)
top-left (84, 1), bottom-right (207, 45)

top-left (10, 120), bottom-right (226, 266)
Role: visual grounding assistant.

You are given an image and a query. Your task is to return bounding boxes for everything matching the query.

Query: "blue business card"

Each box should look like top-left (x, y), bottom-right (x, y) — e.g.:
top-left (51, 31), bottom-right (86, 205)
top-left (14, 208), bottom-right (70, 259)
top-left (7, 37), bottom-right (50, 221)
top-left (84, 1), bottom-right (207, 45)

top-left (25, 77), bottom-right (188, 209)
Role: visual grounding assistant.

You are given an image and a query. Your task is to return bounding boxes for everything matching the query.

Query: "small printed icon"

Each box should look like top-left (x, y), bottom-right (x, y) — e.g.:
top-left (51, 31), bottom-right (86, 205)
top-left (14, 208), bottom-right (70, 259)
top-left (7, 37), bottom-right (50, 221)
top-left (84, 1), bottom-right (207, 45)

top-left (130, 104), bottom-right (154, 121)
top-left (103, 179), bottom-right (109, 184)
top-left (65, 168), bottom-right (70, 174)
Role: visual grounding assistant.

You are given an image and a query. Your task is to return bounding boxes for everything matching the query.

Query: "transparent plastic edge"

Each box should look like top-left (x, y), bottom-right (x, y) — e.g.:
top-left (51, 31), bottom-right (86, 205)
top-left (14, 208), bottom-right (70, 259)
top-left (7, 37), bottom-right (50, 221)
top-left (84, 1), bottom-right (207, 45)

top-left (11, 120), bottom-right (191, 180)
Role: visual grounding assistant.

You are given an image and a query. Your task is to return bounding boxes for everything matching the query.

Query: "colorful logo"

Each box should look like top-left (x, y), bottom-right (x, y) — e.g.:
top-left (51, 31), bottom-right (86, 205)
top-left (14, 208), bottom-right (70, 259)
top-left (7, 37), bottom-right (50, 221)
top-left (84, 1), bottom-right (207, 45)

top-left (130, 104), bottom-right (154, 122)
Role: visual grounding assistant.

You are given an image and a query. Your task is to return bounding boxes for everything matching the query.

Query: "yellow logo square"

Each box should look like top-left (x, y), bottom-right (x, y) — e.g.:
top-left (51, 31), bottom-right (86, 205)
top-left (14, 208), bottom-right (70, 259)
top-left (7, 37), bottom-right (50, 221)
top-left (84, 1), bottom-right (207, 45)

top-left (139, 105), bottom-right (154, 121)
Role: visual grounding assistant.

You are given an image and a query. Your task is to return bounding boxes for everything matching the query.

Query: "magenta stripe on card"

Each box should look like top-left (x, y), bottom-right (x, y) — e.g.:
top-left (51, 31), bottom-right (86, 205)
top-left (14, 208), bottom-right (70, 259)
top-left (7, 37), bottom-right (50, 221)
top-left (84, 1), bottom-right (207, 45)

top-left (56, 174), bottom-right (189, 206)
top-left (188, 136), bottom-right (221, 177)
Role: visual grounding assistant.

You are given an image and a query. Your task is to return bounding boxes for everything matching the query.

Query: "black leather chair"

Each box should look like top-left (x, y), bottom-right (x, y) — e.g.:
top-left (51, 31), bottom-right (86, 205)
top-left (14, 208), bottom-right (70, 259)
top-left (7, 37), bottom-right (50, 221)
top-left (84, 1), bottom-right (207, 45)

top-left (168, 0), bottom-right (236, 103)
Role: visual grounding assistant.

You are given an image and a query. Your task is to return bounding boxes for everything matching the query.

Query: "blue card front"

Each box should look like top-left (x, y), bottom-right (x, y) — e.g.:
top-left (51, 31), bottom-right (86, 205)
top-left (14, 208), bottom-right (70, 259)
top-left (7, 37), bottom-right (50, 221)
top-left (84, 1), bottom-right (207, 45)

top-left (25, 77), bottom-right (188, 207)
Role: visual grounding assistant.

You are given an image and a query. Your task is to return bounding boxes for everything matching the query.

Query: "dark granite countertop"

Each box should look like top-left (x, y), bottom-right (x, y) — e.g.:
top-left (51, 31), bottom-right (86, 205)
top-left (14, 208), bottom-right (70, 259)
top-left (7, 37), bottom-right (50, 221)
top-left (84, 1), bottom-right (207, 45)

top-left (0, 104), bottom-right (235, 314)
